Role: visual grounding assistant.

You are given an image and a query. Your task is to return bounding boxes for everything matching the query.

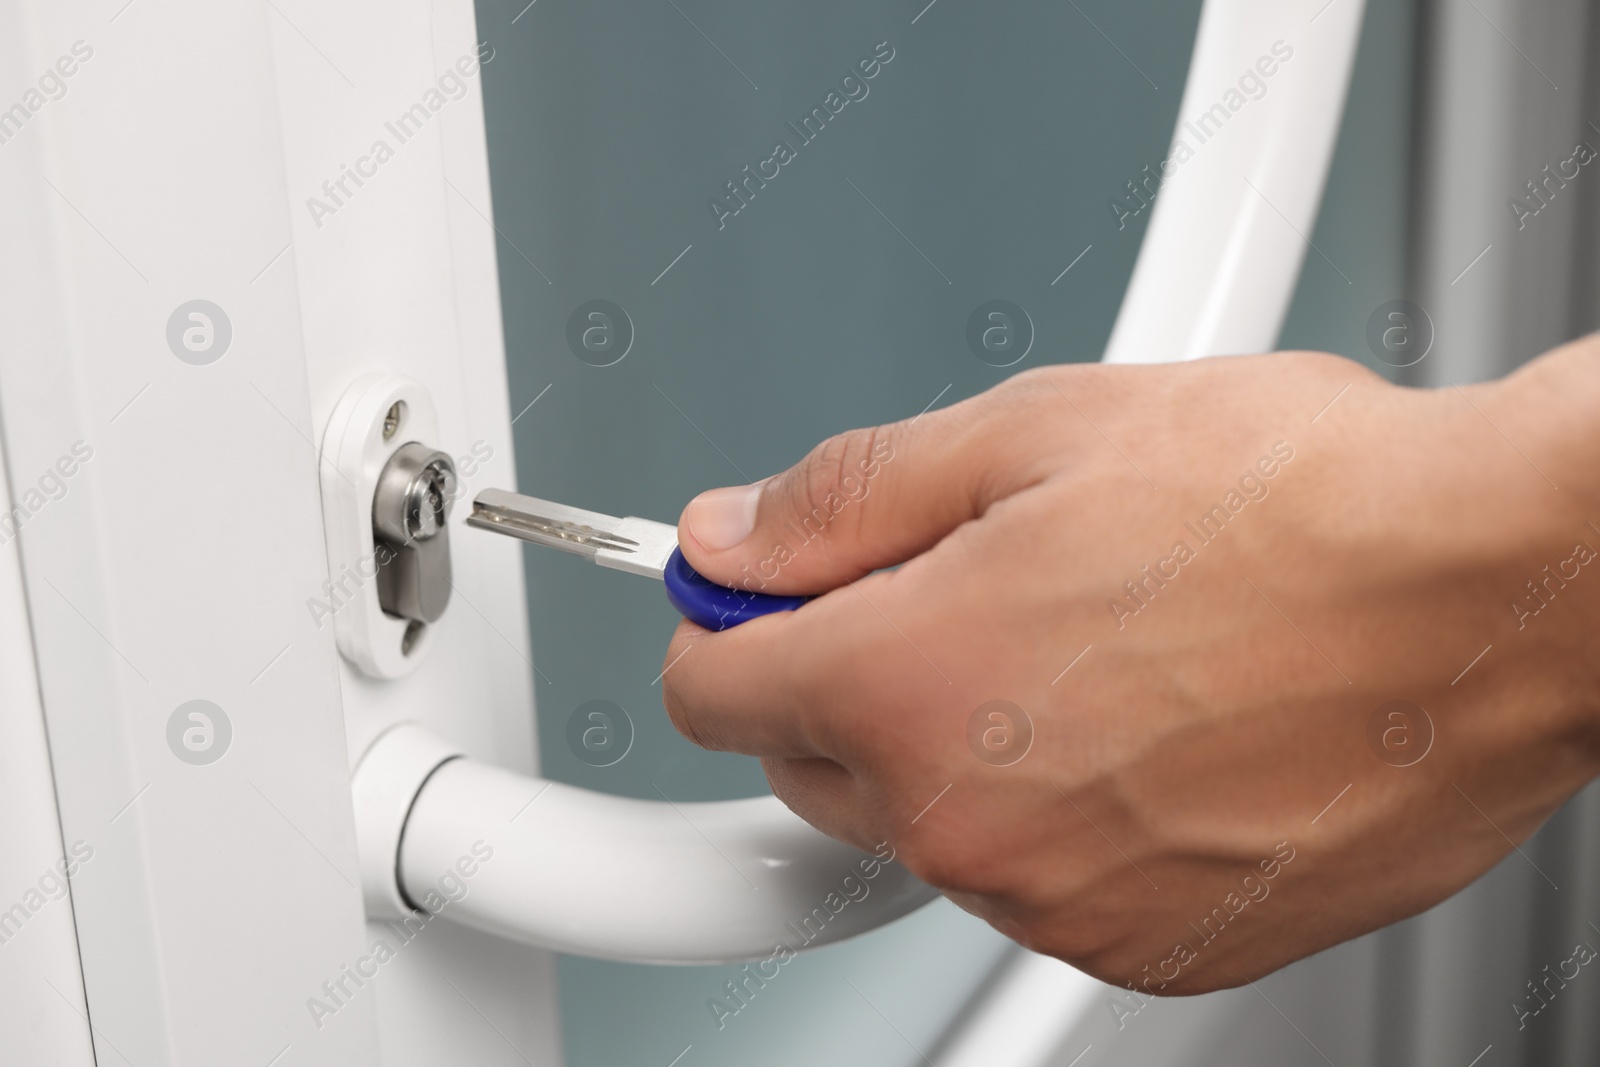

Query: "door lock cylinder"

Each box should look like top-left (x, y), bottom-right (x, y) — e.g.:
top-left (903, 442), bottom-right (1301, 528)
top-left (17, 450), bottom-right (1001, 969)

top-left (372, 442), bottom-right (458, 630)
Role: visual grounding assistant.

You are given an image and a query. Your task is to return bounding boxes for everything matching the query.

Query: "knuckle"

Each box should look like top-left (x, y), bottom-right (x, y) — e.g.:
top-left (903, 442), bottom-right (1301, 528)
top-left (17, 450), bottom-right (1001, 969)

top-left (1021, 917), bottom-right (1126, 965)
top-left (660, 673), bottom-right (728, 753)
top-left (982, 367), bottom-right (1092, 438)
top-left (1002, 362), bottom-right (1098, 398)
top-left (774, 426), bottom-right (887, 539)
top-left (659, 684), bottom-right (702, 747)
top-left (801, 426), bottom-right (884, 496)
top-left (1280, 347), bottom-right (1382, 383)
top-left (894, 822), bottom-right (1011, 897)
top-left (1002, 364), bottom-right (1064, 392)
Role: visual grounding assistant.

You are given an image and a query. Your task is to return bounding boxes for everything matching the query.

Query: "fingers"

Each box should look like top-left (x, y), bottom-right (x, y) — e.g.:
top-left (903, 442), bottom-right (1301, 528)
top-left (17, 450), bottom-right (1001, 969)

top-left (658, 567), bottom-right (930, 761)
top-left (760, 756), bottom-right (878, 851)
top-left (658, 613), bottom-right (825, 759)
top-left (675, 381), bottom-right (1060, 595)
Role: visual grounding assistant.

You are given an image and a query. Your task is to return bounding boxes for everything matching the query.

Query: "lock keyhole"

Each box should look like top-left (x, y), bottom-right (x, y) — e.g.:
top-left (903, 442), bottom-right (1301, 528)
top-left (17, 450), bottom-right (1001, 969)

top-left (405, 463), bottom-right (453, 540)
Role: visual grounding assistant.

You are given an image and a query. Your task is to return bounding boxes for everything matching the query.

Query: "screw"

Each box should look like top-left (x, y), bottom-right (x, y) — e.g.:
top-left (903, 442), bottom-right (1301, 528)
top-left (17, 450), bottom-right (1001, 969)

top-left (383, 401), bottom-right (406, 441)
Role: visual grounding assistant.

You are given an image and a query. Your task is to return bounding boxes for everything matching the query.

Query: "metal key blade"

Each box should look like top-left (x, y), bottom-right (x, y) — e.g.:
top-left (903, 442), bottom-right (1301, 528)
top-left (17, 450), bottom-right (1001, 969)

top-left (468, 488), bottom-right (678, 580)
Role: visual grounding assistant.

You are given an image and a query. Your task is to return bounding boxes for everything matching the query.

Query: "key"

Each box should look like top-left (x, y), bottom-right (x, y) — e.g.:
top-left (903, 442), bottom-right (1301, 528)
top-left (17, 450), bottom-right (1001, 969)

top-left (467, 488), bottom-right (808, 631)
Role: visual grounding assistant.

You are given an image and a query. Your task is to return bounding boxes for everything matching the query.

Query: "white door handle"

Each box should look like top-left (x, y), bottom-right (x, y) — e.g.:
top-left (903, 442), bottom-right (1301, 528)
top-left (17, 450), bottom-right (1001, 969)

top-left (352, 724), bottom-right (936, 964)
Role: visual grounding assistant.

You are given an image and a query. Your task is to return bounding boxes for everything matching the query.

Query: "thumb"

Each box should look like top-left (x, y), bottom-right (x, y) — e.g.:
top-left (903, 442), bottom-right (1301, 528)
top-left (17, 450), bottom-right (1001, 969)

top-left (676, 390), bottom-right (1046, 596)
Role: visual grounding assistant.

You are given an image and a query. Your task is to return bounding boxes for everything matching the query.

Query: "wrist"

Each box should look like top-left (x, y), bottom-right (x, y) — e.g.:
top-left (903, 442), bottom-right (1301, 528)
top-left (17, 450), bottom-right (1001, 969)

top-left (1479, 336), bottom-right (1600, 769)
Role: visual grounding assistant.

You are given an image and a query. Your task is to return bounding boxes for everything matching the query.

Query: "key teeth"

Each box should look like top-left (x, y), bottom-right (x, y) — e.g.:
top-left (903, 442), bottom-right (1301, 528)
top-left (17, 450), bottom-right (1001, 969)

top-left (468, 504), bottom-right (641, 553)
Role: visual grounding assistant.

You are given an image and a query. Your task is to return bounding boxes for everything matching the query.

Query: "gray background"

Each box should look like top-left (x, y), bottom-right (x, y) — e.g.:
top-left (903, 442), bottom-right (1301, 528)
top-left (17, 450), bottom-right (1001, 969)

top-left (473, 0), bottom-right (1414, 1063)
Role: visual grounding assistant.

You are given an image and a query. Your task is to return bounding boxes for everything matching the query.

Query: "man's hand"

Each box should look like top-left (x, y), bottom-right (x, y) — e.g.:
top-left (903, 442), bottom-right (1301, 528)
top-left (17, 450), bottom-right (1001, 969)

top-left (661, 340), bottom-right (1600, 995)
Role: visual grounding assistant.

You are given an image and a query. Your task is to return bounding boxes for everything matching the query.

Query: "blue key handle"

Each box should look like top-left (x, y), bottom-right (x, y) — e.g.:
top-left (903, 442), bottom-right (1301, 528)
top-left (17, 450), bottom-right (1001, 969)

top-left (663, 547), bottom-right (810, 631)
